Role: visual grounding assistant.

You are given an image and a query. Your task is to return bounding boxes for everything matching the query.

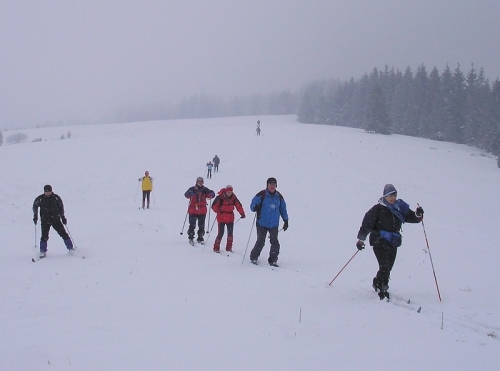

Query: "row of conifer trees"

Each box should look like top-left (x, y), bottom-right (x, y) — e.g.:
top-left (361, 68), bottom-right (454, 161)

top-left (297, 64), bottom-right (500, 156)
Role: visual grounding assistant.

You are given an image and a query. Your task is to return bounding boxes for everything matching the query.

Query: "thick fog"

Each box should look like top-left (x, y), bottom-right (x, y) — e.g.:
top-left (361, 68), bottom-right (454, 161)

top-left (1, 0), bottom-right (499, 128)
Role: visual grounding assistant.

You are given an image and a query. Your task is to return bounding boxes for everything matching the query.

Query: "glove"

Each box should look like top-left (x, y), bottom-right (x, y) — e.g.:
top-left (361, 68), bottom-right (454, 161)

top-left (283, 220), bottom-right (289, 231)
top-left (253, 204), bottom-right (261, 213)
top-left (240, 214), bottom-right (246, 219)
top-left (61, 216), bottom-right (67, 225)
top-left (356, 240), bottom-right (365, 250)
top-left (415, 206), bottom-right (424, 219)
top-left (33, 216), bottom-right (38, 225)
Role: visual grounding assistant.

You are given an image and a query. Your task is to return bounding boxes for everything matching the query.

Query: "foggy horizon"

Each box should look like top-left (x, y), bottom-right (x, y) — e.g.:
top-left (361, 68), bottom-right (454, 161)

top-left (2, 1), bottom-right (500, 129)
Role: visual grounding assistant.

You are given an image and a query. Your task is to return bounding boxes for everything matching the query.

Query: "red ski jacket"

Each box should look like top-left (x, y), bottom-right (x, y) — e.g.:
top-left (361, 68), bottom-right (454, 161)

top-left (184, 185), bottom-right (215, 215)
top-left (212, 189), bottom-right (245, 223)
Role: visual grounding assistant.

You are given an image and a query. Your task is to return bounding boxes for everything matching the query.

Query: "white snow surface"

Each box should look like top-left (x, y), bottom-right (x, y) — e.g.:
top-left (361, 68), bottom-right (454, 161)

top-left (1, 115), bottom-right (499, 370)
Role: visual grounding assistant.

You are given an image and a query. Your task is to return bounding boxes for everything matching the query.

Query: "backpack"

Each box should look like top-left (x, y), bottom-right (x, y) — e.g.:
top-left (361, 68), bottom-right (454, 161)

top-left (214, 193), bottom-right (239, 210)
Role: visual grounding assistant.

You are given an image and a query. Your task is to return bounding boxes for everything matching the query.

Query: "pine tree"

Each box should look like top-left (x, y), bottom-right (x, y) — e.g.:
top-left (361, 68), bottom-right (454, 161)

top-left (366, 84), bottom-right (391, 134)
top-left (426, 67), bottom-right (445, 140)
top-left (391, 67), bottom-right (413, 135)
top-left (449, 64), bottom-right (467, 143)
top-left (297, 93), bottom-right (314, 123)
top-left (489, 79), bottom-right (500, 154)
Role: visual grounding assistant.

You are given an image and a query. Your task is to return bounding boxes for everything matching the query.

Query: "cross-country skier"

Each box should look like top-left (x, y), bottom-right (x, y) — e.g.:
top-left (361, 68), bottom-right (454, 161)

top-left (249, 177), bottom-right (289, 267)
top-left (212, 155), bottom-right (220, 172)
top-left (211, 185), bottom-right (245, 253)
top-left (206, 161), bottom-right (213, 178)
top-left (356, 184), bottom-right (424, 299)
top-left (184, 177), bottom-right (215, 245)
top-left (138, 170), bottom-right (154, 209)
top-left (32, 185), bottom-right (73, 258)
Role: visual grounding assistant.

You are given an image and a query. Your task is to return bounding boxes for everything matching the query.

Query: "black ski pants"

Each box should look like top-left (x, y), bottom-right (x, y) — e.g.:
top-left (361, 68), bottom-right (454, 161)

top-left (216, 221), bottom-right (234, 240)
top-left (142, 190), bottom-right (151, 207)
top-left (41, 220), bottom-right (69, 242)
top-left (188, 214), bottom-right (206, 240)
top-left (373, 241), bottom-right (398, 287)
top-left (250, 223), bottom-right (280, 263)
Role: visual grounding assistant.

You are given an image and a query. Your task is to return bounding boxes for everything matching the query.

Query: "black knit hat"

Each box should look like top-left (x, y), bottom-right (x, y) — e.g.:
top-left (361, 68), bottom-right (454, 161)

top-left (267, 177), bottom-right (277, 185)
top-left (44, 184), bottom-right (52, 192)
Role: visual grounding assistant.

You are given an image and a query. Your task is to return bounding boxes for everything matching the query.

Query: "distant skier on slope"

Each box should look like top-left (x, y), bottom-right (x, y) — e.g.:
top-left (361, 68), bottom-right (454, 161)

top-left (256, 120), bottom-right (261, 135)
top-left (212, 155), bottom-right (220, 172)
top-left (206, 161), bottom-right (213, 179)
top-left (32, 184), bottom-right (73, 258)
top-left (356, 184), bottom-right (424, 300)
top-left (138, 170), bottom-right (154, 209)
top-left (184, 177), bottom-right (215, 245)
top-left (211, 185), bottom-right (245, 253)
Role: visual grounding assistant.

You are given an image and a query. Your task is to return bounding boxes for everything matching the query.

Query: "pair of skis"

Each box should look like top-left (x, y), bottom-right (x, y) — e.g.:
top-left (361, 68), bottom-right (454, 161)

top-left (188, 240), bottom-right (204, 246)
top-left (376, 290), bottom-right (422, 313)
top-left (32, 250), bottom-right (86, 262)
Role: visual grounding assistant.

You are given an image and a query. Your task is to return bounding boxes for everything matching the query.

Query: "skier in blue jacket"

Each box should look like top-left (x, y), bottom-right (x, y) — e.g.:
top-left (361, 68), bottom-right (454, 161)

top-left (249, 177), bottom-right (289, 267)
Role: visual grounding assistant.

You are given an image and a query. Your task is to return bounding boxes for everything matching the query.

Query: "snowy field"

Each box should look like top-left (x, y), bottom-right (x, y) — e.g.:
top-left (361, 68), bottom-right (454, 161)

top-left (1, 115), bottom-right (499, 370)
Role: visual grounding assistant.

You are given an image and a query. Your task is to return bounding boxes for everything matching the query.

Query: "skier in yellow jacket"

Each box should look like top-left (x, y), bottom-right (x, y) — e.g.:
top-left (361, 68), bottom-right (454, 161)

top-left (138, 171), bottom-right (154, 209)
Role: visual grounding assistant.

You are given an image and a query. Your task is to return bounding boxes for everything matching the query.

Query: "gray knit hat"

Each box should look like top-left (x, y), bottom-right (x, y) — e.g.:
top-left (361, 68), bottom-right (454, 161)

top-left (383, 184), bottom-right (397, 197)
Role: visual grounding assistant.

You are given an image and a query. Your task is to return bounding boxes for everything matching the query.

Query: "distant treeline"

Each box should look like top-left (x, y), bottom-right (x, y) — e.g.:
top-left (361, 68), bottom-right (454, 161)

top-left (114, 91), bottom-right (299, 123)
top-left (297, 64), bottom-right (500, 155)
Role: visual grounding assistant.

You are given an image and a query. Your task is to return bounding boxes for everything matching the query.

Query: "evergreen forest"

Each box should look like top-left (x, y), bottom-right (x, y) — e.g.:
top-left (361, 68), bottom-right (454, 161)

top-left (297, 64), bottom-right (500, 157)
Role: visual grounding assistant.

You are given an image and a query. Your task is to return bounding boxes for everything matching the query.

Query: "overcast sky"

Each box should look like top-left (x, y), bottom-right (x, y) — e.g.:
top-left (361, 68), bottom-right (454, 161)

top-left (1, 0), bottom-right (499, 128)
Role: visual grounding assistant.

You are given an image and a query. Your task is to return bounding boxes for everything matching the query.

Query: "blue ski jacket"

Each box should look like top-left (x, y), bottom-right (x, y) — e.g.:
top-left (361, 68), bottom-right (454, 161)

top-left (250, 189), bottom-right (288, 229)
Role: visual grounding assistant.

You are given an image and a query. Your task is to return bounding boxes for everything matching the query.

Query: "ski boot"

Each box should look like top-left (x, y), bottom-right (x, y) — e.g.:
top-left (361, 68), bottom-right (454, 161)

top-left (378, 284), bottom-right (390, 300)
top-left (269, 261), bottom-right (279, 267)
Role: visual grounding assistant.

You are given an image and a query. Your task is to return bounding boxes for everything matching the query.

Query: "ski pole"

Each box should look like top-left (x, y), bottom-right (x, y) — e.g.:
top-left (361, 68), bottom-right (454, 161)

top-left (64, 225), bottom-right (77, 250)
top-left (420, 213), bottom-right (442, 302)
top-left (328, 250), bottom-right (360, 285)
top-left (134, 180), bottom-right (140, 202)
top-left (206, 199), bottom-right (212, 234)
top-left (242, 213), bottom-right (257, 264)
top-left (180, 212), bottom-right (188, 235)
top-left (35, 224), bottom-right (38, 249)
top-left (202, 218), bottom-right (217, 251)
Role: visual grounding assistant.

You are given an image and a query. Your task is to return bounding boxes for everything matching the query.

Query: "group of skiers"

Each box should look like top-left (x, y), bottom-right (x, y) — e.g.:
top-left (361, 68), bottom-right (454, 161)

top-left (32, 170), bottom-right (424, 298)
top-left (206, 155), bottom-right (220, 179)
top-left (183, 176), bottom-right (289, 267)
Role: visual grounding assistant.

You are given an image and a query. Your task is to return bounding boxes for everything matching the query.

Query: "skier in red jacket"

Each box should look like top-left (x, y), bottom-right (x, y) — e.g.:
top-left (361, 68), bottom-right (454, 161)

top-left (211, 185), bottom-right (245, 253)
top-left (184, 177), bottom-right (215, 245)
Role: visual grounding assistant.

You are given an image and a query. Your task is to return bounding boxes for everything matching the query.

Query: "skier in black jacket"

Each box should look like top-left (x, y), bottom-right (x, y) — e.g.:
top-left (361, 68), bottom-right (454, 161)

top-left (356, 184), bottom-right (423, 299)
top-left (33, 185), bottom-right (73, 257)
